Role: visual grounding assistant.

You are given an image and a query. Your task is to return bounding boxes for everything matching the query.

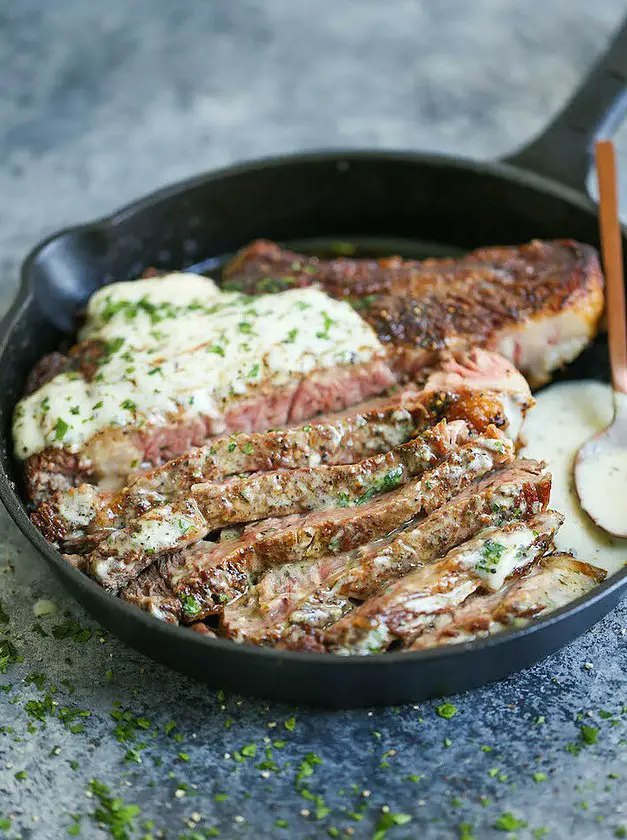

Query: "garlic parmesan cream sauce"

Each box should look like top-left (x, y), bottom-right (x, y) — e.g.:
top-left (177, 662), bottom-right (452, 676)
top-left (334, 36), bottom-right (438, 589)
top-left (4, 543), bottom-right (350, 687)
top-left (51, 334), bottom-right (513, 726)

top-left (521, 380), bottom-right (627, 576)
top-left (12, 273), bottom-right (385, 459)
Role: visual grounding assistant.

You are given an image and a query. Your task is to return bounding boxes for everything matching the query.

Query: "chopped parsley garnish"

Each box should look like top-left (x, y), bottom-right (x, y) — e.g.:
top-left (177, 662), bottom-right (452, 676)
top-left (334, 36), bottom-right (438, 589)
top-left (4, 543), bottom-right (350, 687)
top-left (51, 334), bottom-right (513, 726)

top-left (54, 417), bottom-right (69, 440)
top-left (148, 366), bottom-right (162, 376)
top-left (284, 716), bottom-right (296, 731)
top-left (177, 518), bottom-right (194, 535)
top-left (284, 328), bottom-right (298, 344)
top-left (87, 779), bottom-right (141, 838)
top-left (0, 638), bottom-right (22, 674)
top-left (476, 539), bottom-right (505, 574)
top-left (208, 344), bottom-right (225, 357)
top-left (373, 809), bottom-right (412, 840)
top-left (180, 594), bottom-right (201, 619)
top-left (238, 321), bottom-right (253, 334)
top-left (242, 442), bottom-right (254, 455)
top-left (316, 311), bottom-right (335, 339)
top-left (295, 752), bottom-right (322, 784)
top-left (248, 363), bottom-right (260, 378)
top-left (356, 466), bottom-right (404, 505)
top-left (351, 294), bottom-right (377, 311)
top-left (328, 534), bottom-right (342, 553)
top-left (120, 399), bottom-right (136, 412)
top-left (436, 702), bottom-right (457, 720)
top-left (581, 724), bottom-right (599, 745)
top-left (52, 619), bottom-right (93, 643)
top-left (494, 812), bottom-right (527, 832)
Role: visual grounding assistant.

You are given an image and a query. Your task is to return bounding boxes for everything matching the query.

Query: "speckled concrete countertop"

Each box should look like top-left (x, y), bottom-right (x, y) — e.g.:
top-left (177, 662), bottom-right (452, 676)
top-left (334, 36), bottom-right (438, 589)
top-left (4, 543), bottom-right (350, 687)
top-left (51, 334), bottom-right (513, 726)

top-left (2, 2), bottom-right (627, 838)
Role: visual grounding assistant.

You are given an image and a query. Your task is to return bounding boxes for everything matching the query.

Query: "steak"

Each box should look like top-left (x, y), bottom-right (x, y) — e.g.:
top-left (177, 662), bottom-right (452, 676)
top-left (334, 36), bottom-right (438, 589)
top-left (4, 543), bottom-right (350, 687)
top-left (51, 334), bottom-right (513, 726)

top-left (120, 565), bottom-right (181, 624)
top-left (322, 511), bottom-right (563, 655)
top-left (221, 460), bottom-right (551, 645)
top-left (31, 385), bottom-right (431, 546)
top-left (409, 553), bottom-right (606, 650)
top-left (223, 239), bottom-right (604, 387)
top-left (152, 427), bottom-right (514, 618)
top-left (22, 357), bottom-right (395, 506)
top-left (33, 349), bottom-right (532, 547)
top-left (15, 280), bottom-right (395, 505)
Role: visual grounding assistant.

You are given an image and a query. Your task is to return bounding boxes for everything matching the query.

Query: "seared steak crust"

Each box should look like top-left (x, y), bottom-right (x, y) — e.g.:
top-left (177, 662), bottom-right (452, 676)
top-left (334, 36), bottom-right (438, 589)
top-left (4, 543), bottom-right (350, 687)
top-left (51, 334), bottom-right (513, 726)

top-left (224, 239), bottom-right (604, 386)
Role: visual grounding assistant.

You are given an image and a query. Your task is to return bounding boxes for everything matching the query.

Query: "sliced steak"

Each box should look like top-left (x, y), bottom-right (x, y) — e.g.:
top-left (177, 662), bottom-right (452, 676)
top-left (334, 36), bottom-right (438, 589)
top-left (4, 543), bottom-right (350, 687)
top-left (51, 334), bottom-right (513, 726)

top-left (34, 349), bottom-right (532, 548)
top-left (33, 385), bottom-right (429, 545)
top-left (223, 239), bottom-right (604, 386)
top-left (120, 565), bottom-right (181, 624)
top-left (409, 553), bottom-right (606, 650)
top-left (322, 511), bottom-right (563, 655)
top-left (221, 460), bottom-right (551, 646)
top-left (186, 417), bottom-right (472, 531)
top-left (154, 427), bottom-right (515, 619)
top-left (23, 357), bottom-right (396, 505)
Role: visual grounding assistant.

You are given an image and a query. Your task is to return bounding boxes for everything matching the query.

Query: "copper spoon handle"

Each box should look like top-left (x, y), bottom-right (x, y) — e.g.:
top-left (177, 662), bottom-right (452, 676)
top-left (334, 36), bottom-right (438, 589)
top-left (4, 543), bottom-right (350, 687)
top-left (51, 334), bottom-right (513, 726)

top-left (596, 139), bottom-right (627, 395)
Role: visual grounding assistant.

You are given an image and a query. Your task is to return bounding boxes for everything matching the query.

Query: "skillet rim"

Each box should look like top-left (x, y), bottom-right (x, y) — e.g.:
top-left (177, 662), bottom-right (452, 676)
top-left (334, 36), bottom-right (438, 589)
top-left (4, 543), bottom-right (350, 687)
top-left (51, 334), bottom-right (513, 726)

top-left (1, 147), bottom-right (625, 673)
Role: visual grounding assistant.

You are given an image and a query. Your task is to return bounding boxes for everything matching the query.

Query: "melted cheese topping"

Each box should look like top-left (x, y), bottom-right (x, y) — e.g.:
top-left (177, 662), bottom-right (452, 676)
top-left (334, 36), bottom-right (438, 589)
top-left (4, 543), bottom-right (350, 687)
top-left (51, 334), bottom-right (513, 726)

top-left (13, 274), bottom-right (385, 459)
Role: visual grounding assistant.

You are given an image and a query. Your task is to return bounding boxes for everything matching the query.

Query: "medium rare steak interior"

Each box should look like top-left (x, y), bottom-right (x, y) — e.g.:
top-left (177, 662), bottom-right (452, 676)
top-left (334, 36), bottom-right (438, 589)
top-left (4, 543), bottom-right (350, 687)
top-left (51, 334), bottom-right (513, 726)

top-left (16, 238), bottom-right (608, 654)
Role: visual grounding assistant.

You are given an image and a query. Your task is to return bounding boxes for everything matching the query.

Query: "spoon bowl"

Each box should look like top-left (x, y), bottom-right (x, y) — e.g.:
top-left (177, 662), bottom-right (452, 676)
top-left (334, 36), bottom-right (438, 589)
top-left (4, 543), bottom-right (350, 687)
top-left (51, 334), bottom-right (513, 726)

top-left (575, 391), bottom-right (627, 537)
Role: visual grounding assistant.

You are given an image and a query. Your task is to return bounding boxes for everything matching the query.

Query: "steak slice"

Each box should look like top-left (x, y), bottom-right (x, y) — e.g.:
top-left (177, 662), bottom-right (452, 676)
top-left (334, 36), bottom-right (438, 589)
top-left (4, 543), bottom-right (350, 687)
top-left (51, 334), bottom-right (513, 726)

top-left (322, 511), bottom-right (563, 655)
top-left (32, 385), bottom-right (429, 545)
top-left (22, 357), bottom-right (396, 506)
top-left (223, 239), bottom-right (604, 386)
top-left (33, 349), bottom-right (532, 548)
top-left (221, 460), bottom-right (551, 646)
top-left (84, 422), bottom-right (510, 593)
top-left (16, 279), bottom-right (396, 505)
top-left (120, 565), bottom-right (182, 624)
top-left (409, 553), bottom-right (606, 650)
top-left (155, 427), bottom-right (514, 619)
top-left (187, 418), bottom-right (472, 530)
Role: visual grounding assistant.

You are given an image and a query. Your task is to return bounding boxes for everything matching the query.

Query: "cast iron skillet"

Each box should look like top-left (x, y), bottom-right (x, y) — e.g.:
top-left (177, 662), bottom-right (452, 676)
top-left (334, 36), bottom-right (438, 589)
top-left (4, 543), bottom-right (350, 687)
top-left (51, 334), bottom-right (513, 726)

top-left (2, 23), bottom-right (627, 709)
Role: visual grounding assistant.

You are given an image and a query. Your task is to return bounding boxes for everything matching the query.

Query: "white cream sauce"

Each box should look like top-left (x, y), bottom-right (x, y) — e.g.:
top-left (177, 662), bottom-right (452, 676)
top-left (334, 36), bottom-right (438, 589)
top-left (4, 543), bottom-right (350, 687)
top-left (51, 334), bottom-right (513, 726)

top-left (521, 380), bottom-right (627, 576)
top-left (13, 274), bottom-right (385, 459)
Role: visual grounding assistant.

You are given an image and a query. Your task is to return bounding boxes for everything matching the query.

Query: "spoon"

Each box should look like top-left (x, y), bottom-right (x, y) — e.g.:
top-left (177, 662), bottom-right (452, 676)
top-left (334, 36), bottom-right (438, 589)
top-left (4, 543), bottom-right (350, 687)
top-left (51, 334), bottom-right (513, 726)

top-left (575, 139), bottom-right (627, 538)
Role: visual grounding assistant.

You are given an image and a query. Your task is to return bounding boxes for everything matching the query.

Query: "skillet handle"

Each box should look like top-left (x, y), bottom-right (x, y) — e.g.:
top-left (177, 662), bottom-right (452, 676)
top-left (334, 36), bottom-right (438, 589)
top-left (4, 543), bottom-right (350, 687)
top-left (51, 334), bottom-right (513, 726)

top-left (503, 16), bottom-right (627, 194)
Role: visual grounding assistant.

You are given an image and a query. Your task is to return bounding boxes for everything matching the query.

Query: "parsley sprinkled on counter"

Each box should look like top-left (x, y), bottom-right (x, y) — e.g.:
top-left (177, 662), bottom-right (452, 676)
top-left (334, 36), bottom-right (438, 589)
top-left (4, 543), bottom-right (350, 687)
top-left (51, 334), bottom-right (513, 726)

top-left (373, 808), bottom-right (412, 840)
top-left (494, 812), bottom-right (527, 831)
top-left (581, 724), bottom-right (599, 745)
top-left (436, 702), bottom-right (458, 719)
top-left (87, 778), bottom-right (141, 838)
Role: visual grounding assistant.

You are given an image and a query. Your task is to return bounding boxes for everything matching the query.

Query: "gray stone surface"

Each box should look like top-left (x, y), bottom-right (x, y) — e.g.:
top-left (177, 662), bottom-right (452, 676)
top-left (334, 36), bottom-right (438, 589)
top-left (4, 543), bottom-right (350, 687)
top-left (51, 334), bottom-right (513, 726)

top-left (2, 1), bottom-right (627, 837)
